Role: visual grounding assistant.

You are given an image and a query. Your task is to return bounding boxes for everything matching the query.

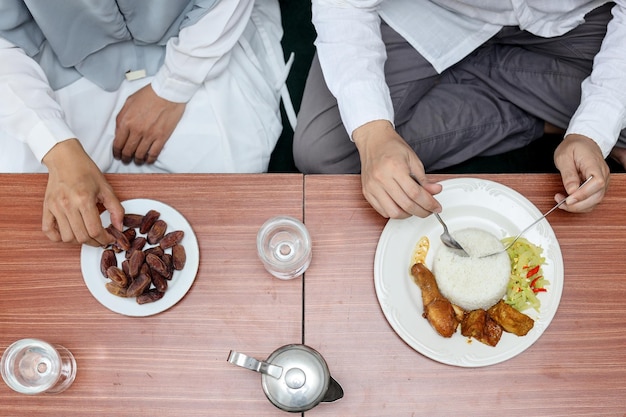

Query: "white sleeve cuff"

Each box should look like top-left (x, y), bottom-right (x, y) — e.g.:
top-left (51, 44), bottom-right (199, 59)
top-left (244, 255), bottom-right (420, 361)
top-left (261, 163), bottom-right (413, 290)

top-left (336, 80), bottom-right (395, 139)
top-left (25, 119), bottom-right (76, 162)
top-left (151, 65), bottom-right (200, 104)
top-left (566, 98), bottom-right (626, 158)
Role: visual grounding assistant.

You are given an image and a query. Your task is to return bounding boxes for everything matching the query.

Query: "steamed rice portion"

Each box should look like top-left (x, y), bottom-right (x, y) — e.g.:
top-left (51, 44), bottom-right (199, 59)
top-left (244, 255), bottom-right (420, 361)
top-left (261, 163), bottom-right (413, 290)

top-left (433, 228), bottom-right (510, 311)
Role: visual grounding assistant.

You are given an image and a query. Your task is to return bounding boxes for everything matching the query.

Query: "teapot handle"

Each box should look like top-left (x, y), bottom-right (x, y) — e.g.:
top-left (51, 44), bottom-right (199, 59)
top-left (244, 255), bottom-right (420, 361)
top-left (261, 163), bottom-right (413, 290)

top-left (227, 350), bottom-right (283, 379)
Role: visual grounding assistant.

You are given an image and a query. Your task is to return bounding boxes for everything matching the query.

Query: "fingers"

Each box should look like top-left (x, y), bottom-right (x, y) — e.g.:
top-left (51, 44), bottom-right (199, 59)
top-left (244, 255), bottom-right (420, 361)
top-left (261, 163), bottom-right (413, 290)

top-left (554, 133), bottom-right (611, 213)
top-left (363, 172), bottom-right (443, 219)
top-left (113, 84), bottom-right (185, 165)
top-left (42, 208), bottom-right (62, 243)
top-left (557, 174), bottom-right (608, 213)
top-left (102, 189), bottom-right (125, 232)
top-left (113, 123), bottom-right (143, 165)
top-left (42, 199), bottom-right (113, 247)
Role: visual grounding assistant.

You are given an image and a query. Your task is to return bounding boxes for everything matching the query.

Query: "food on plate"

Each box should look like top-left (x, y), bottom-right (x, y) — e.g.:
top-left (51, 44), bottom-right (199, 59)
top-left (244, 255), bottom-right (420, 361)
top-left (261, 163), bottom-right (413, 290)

top-left (100, 249), bottom-right (117, 277)
top-left (460, 309), bottom-right (502, 347)
top-left (433, 228), bottom-right (510, 311)
top-left (411, 236), bottom-right (430, 265)
top-left (409, 229), bottom-right (541, 347)
top-left (487, 300), bottom-right (534, 336)
top-left (101, 210), bottom-right (186, 304)
top-left (504, 237), bottom-right (548, 312)
top-left (410, 263), bottom-right (460, 338)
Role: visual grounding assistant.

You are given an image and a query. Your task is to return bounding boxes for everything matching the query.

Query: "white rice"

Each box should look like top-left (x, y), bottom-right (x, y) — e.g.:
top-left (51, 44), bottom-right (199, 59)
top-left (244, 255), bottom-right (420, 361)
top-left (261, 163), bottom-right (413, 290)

top-left (433, 228), bottom-right (510, 311)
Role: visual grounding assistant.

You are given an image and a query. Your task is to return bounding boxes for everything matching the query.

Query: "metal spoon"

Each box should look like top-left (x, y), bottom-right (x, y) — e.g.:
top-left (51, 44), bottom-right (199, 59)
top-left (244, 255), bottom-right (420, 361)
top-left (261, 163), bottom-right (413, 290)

top-left (481, 176), bottom-right (593, 258)
top-left (410, 174), bottom-right (469, 257)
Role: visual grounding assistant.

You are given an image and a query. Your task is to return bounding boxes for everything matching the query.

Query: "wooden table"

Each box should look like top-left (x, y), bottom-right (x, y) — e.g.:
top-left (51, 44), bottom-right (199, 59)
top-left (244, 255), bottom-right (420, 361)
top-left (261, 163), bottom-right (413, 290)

top-left (303, 174), bottom-right (626, 416)
top-left (2, 173), bottom-right (626, 416)
top-left (0, 174), bottom-right (304, 417)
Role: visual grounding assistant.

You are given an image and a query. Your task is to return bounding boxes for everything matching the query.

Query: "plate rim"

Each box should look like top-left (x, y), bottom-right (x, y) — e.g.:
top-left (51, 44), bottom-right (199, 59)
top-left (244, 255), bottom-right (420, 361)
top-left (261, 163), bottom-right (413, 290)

top-left (80, 198), bottom-right (200, 317)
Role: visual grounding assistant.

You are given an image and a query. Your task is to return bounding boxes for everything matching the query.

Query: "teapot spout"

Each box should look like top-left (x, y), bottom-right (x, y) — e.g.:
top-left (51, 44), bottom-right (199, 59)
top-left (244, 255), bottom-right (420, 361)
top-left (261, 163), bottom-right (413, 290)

top-left (321, 376), bottom-right (344, 403)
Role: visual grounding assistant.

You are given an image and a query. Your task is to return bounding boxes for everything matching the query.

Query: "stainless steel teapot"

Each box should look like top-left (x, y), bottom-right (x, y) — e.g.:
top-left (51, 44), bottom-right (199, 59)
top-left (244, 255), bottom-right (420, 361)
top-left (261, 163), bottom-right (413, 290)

top-left (227, 344), bottom-right (344, 413)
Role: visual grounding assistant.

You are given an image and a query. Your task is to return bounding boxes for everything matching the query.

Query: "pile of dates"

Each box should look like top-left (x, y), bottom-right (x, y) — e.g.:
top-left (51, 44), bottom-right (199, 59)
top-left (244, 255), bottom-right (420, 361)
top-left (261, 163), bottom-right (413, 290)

top-left (100, 209), bottom-right (186, 304)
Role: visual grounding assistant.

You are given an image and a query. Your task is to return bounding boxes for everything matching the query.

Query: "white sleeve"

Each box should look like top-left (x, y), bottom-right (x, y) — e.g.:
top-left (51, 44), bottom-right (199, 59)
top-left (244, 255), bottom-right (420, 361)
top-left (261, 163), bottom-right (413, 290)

top-left (0, 37), bottom-right (76, 162)
top-left (566, 2), bottom-right (626, 156)
top-left (311, 0), bottom-right (394, 138)
top-left (151, 0), bottom-right (255, 103)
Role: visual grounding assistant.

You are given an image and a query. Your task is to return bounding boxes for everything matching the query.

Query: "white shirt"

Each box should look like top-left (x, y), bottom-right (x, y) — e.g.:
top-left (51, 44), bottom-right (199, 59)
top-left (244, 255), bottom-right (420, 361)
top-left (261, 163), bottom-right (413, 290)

top-left (312, 0), bottom-right (626, 157)
top-left (0, 0), bottom-right (254, 163)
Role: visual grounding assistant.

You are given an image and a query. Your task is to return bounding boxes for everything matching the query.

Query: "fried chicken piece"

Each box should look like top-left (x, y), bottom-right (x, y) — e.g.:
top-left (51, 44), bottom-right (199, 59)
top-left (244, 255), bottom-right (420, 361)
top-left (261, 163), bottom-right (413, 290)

top-left (487, 300), bottom-right (534, 336)
top-left (461, 309), bottom-right (503, 347)
top-left (410, 263), bottom-right (460, 338)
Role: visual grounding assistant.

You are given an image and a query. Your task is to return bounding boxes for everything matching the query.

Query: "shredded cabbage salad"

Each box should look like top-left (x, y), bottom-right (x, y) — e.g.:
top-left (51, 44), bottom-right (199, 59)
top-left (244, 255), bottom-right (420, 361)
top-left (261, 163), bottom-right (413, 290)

top-left (504, 236), bottom-right (548, 312)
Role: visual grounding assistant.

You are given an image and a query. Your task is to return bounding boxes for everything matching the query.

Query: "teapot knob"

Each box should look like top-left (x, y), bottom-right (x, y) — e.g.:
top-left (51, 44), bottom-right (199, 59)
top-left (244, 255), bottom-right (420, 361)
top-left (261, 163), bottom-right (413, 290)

top-left (284, 368), bottom-right (306, 389)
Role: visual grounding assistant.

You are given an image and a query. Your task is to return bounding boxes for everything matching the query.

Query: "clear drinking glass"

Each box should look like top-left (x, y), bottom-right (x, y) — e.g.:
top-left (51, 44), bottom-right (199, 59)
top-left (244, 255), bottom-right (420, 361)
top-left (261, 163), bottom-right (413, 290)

top-left (1, 338), bottom-right (77, 395)
top-left (257, 216), bottom-right (312, 280)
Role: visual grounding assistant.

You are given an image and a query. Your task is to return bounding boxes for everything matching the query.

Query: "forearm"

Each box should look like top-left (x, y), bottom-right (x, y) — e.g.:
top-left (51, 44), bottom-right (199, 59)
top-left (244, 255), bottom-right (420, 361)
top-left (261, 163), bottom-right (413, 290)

top-left (312, 0), bottom-right (394, 138)
top-left (152, 0), bottom-right (255, 103)
top-left (566, 1), bottom-right (626, 156)
top-left (0, 37), bottom-right (75, 162)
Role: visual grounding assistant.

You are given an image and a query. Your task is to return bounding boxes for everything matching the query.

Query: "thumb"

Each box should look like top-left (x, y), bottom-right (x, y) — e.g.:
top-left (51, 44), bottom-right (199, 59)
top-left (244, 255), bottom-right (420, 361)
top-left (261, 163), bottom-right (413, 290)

top-left (559, 169), bottom-right (586, 204)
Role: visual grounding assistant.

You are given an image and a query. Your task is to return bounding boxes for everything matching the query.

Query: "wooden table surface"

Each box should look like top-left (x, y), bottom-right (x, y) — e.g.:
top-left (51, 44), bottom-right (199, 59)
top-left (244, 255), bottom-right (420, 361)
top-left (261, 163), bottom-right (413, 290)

top-left (2, 173), bottom-right (626, 416)
top-left (303, 173), bottom-right (626, 417)
top-left (0, 174), bottom-right (305, 417)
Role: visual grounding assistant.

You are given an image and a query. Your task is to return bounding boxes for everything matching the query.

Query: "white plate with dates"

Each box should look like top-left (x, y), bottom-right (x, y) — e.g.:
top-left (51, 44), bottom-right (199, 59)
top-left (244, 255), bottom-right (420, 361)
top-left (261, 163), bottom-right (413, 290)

top-left (374, 178), bottom-right (564, 367)
top-left (80, 199), bottom-right (199, 317)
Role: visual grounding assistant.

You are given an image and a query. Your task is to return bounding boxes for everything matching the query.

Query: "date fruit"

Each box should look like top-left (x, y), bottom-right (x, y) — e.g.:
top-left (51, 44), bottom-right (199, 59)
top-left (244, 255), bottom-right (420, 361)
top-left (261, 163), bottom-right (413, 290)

top-left (147, 219), bottom-right (167, 245)
top-left (126, 273), bottom-right (152, 298)
top-left (128, 250), bottom-right (145, 279)
top-left (140, 210), bottom-right (160, 234)
top-left (100, 249), bottom-right (117, 278)
top-left (106, 266), bottom-right (129, 288)
top-left (159, 230), bottom-right (184, 249)
top-left (172, 244), bottom-right (186, 270)
top-left (123, 214), bottom-right (144, 228)
top-left (106, 226), bottom-right (130, 251)
top-left (137, 289), bottom-right (165, 305)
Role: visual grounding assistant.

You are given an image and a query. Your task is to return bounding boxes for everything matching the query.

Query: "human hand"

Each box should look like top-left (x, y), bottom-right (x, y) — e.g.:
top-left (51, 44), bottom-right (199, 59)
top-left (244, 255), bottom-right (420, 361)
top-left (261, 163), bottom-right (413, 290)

top-left (352, 120), bottom-right (442, 219)
top-left (41, 139), bottom-right (125, 246)
top-left (113, 84), bottom-right (186, 165)
top-left (553, 133), bottom-right (610, 212)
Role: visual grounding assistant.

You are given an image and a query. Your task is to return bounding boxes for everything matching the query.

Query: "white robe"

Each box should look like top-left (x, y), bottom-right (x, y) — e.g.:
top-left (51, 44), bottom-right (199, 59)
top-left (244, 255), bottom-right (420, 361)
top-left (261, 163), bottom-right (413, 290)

top-left (0, 0), bottom-right (294, 173)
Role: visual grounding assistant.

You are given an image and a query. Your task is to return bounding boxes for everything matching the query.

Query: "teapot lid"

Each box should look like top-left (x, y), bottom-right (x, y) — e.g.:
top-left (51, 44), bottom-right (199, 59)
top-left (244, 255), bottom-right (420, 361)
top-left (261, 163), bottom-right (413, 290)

top-left (261, 344), bottom-right (330, 412)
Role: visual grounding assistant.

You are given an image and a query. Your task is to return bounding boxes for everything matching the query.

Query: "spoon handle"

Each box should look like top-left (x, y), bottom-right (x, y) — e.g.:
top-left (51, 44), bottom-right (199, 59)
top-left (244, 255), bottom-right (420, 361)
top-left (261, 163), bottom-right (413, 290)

top-left (505, 176), bottom-right (593, 250)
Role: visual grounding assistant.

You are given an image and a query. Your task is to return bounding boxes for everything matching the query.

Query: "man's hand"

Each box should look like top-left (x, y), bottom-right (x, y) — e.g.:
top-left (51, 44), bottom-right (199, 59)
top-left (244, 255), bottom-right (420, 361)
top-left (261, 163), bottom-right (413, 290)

top-left (113, 84), bottom-right (186, 165)
top-left (553, 133), bottom-right (610, 212)
top-left (352, 120), bottom-right (442, 218)
top-left (42, 139), bottom-right (124, 246)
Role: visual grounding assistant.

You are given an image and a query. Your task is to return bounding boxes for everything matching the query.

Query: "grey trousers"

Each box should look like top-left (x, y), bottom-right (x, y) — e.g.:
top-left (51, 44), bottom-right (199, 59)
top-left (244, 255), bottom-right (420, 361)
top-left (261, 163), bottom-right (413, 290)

top-left (293, 4), bottom-right (616, 174)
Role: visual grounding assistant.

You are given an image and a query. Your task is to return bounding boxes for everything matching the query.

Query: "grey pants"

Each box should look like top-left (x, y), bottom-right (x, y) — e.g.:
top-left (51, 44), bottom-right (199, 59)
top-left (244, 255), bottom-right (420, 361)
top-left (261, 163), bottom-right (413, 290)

top-left (293, 4), bottom-right (617, 174)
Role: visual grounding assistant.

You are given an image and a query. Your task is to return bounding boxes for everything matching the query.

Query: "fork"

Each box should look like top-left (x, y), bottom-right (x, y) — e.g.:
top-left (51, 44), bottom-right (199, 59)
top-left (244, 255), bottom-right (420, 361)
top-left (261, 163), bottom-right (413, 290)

top-left (480, 176), bottom-right (593, 258)
top-left (409, 174), bottom-right (470, 257)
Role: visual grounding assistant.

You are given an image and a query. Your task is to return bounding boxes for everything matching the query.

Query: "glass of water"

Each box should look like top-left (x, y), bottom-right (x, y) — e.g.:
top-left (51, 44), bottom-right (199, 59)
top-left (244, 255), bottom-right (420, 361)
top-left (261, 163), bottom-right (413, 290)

top-left (1, 338), bottom-right (77, 395)
top-left (257, 216), bottom-right (312, 280)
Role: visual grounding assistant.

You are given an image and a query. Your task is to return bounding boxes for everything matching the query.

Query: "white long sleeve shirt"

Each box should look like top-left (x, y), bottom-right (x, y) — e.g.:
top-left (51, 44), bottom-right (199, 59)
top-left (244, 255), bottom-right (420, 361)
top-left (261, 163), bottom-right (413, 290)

top-left (0, 0), bottom-right (254, 162)
top-left (312, 0), bottom-right (626, 157)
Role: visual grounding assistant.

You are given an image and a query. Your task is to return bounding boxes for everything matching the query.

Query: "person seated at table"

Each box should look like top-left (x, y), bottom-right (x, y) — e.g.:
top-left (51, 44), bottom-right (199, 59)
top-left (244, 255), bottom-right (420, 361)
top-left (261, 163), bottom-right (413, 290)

top-left (293, 0), bottom-right (624, 219)
top-left (0, 0), bottom-right (295, 247)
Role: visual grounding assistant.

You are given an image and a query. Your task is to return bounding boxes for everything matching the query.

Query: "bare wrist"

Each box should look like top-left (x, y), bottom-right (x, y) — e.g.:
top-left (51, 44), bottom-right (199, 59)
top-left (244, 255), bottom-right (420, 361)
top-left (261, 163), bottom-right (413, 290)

top-left (352, 120), bottom-right (395, 146)
top-left (42, 139), bottom-right (84, 171)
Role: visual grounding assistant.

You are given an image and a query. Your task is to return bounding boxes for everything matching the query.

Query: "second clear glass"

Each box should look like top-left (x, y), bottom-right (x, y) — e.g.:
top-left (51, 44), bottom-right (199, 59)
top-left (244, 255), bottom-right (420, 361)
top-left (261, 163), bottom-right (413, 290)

top-left (257, 216), bottom-right (312, 280)
top-left (1, 338), bottom-right (77, 395)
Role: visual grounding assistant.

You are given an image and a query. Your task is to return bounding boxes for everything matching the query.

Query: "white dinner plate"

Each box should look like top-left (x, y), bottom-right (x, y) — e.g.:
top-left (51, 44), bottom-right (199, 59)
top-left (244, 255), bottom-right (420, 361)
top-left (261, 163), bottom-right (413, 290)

top-left (81, 199), bottom-right (199, 317)
top-left (374, 178), bottom-right (564, 367)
